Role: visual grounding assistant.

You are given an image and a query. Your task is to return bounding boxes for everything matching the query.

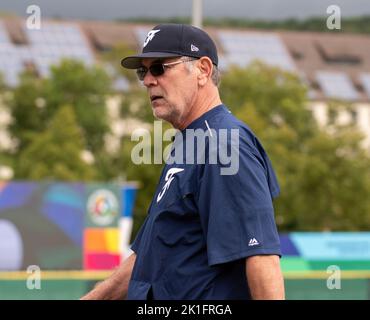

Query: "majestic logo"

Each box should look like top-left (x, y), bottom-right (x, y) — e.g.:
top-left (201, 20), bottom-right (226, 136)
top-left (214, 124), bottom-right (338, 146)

top-left (191, 44), bottom-right (199, 52)
top-left (143, 29), bottom-right (160, 47)
top-left (157, 168), bottom-right (184, 203)
top-left (87, 189), bottom-right (119, 226)
top-left (248, 238), bottom-right (259, 246)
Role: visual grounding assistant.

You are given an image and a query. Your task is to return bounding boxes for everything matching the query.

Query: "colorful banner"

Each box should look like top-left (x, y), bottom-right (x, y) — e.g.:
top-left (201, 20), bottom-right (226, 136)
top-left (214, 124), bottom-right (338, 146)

top-left (280, 232), bottom-right (370, 271)
top-left (0, 181), bottom-right (137, 271)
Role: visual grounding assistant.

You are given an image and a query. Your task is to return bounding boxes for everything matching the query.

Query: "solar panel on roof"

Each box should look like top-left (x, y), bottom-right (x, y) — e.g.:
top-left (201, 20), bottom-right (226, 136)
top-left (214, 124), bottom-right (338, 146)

top-left (0, 60), bottom-right (24, 87)
top-left (0, 20), bottom-right (94, 85)
top-left (25, 21), bottom-right (91, 47)
top-left (0, 22), bottom-right (11, 43)
top-left (0, 43), bottom-right (15, 56)
top-left (15, 46), bottom-right (32, 60)
top-left (219, 31), bottom-right (296, 72)
top-left (25, 21), bottom-right (95, 72)
top-left (225, 54), bottom-right (247, 68)
top-left (316, 71), bottom-right (358, 101)
top-left (217, 56), bottom-right (231, 72)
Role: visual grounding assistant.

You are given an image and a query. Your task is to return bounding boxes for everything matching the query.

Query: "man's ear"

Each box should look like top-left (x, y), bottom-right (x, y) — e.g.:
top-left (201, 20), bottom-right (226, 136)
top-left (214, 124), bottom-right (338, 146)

top-left (197, 57), bottom-right (213, 86)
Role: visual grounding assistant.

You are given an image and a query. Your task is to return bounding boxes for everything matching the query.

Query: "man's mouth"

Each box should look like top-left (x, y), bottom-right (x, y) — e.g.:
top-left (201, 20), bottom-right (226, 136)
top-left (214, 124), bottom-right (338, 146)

top-left (150, 95), bottom-right (163, 102)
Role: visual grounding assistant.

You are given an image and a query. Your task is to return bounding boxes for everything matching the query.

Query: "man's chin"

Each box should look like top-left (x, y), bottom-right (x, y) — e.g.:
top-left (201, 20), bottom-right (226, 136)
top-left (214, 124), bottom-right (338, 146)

top-left (152, 107), bottom-right (169, 120)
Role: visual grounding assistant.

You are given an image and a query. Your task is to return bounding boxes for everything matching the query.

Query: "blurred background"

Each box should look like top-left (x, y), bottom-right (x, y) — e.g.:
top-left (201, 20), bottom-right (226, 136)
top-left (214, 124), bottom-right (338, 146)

top-left (0, 0), bottom-right (370, 299)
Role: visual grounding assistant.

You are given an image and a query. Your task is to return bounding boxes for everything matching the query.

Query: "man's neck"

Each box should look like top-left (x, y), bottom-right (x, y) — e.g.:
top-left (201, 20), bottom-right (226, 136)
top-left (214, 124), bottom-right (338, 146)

top-left (176, 88), bottom-right (222, 130)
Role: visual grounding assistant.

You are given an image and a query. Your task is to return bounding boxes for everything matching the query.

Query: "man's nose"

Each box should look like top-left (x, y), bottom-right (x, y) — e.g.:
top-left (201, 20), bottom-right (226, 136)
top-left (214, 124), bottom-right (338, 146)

top-left (143, 70), bottom-right (158, 87)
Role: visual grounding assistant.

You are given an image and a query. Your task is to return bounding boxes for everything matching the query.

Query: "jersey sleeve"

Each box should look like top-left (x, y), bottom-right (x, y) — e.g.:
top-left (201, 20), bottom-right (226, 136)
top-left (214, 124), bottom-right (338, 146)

top-left (196, 138), bottom-right (281, 266)
top-left (130, 216), bottom-right (149, 253)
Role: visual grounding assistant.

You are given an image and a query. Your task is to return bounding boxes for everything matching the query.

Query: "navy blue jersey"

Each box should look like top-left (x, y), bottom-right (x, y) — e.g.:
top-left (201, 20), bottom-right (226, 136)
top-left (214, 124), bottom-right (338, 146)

top-left (127, 104), bottom-right (281, 300)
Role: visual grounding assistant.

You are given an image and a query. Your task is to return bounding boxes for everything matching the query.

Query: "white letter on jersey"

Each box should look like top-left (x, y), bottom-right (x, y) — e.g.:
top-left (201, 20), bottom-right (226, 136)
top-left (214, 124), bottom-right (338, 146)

top-left (157, 168), bottom-right (184, 203)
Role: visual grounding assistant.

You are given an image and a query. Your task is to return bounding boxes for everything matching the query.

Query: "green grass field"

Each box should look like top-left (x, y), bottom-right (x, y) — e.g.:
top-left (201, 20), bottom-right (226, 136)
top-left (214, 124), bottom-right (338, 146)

top-left (0, 270), bottom-right (369, 300)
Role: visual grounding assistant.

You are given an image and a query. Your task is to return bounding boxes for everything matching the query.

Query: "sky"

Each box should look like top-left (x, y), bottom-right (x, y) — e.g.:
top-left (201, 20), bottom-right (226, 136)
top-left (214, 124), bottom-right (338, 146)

top-left (1, 0), bottom-right (370, 21)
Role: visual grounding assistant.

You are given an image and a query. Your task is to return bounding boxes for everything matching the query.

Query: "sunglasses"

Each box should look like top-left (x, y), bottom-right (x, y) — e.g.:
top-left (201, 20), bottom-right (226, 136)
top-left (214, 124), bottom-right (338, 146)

top-left (136, 58), bottom-right (196, 81)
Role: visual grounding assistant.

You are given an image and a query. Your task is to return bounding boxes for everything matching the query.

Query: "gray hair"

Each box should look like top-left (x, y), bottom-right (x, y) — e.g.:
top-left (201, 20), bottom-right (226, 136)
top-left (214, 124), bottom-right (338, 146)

top-left (211, 65), bottom-right (221, 87)
top-left (184, 57), bottom-right (221, 87)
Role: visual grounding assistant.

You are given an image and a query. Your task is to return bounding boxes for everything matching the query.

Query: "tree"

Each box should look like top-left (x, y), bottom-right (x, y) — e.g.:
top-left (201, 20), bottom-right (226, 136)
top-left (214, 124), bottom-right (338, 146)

top-left (220, 62), bottom-right (370, 231)
top-left (0, 72), bottom-right (5, 91)
top-left (7, 60), bottom-right (115, 182)
top-left (8, 60), bottom-right (111, 154)
top-left (43, 60), bottom-right (111, 154)
top-left (292, 126), bottom-right (370, 231)
top-left (15, 105), bottom-right (96, 181)
top-left (7, 71), bottom-right (47, 152)
top-left (221, 62), bottom-right (316, 141)
top-left (120, 86), bottom-right (155, 124)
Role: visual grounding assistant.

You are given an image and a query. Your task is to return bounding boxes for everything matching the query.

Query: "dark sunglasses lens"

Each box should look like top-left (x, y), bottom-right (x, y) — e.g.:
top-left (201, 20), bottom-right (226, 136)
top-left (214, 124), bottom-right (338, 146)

top-left (136, 67), bottom-right (147, 81)
top-left (136, 63), bottom-right (166, 81)
top-left (149, 64), bottom-right (165, 77)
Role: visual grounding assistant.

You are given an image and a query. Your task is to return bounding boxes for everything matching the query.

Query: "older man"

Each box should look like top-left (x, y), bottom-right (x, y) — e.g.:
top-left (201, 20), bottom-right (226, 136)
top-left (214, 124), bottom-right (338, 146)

top-left (82, 23), bottom-right (284, 300)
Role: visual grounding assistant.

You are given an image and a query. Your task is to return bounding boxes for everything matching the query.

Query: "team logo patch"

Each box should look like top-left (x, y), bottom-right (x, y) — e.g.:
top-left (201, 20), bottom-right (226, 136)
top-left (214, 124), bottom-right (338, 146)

top-left (248, 238), bottom-right (259, 246)
top-left (191, 44), bottom-right (199, 52)
top-left (87, 189), bottom-right (119, 226)
top-left (157, 168), bottom-right (184, 203)
top-left (143, 29), bottom-right (160, 48)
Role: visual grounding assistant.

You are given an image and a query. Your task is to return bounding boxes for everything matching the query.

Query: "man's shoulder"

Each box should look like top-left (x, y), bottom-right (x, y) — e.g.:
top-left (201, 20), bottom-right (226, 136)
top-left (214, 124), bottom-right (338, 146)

top-left (206, 105), bottom-right (252, 131)
top-left (206, 106), bottom-right (259, 149)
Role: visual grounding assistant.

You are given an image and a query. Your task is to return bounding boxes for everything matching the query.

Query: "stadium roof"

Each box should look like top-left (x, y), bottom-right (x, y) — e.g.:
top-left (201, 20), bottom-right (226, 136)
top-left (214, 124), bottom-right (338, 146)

top-left (1, 16), bottom-right (370, 101)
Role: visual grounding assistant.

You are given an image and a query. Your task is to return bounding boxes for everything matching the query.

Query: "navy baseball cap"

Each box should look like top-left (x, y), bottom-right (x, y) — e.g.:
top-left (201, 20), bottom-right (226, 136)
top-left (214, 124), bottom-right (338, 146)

top-left (121, 23), bottom-right (218, 69)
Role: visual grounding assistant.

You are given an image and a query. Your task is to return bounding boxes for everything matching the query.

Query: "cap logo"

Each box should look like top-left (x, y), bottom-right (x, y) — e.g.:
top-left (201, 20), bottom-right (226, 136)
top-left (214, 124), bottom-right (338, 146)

top-left (143, 29), bottom-right (160, 48)
top-left (191, 44), bottom-right (199, 52)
